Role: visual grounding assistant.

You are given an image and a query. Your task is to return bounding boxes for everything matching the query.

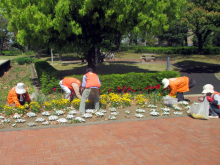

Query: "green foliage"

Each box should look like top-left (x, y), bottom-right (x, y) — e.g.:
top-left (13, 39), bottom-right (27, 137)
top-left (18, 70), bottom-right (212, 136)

top-left (34, 60), bottom-right (60, 94)
top-left (15, 57), bottom-right (34, 65)
top-left (134, 46), bottom-right (220, 55)
top-left (72, 71), bottom-right (180, 94)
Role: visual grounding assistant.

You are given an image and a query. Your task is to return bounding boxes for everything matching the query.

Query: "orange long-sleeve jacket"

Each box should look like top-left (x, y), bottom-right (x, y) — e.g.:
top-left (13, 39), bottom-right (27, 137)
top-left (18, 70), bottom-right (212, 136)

top-left (7, 87), bottom-right (30, 107)
top-left (168, 76), bottom-right (189, 96)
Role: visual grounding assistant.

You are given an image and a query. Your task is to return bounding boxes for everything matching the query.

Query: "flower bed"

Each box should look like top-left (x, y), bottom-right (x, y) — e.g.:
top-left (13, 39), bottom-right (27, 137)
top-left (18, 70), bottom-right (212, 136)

top-left (0, 92), bottom-right (192, 130)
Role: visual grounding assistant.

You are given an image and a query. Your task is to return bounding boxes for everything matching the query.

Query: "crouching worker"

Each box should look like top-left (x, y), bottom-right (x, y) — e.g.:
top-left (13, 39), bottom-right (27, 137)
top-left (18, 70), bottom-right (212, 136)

top-left (59, 77), bottom-right (82, 100)
top-left (79, 68), bottom-right (101, 114)
top-left (162, 76), bottom-right (196, 102)
top-left (199, 84), bottom-right (220, 119)
top-left (7, 83), bottom-right (31, 107)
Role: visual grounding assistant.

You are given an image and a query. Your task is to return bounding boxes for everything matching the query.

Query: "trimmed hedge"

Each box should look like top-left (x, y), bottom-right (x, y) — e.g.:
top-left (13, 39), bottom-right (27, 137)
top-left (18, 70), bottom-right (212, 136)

top-left (34, 60), bottom-right (60, 94)
top-left (70, 71), bottom-right (180, 93)
top-left (34, 60), bottom-right (180, 94)
top-left (134, 46), bottom-right (220, 55)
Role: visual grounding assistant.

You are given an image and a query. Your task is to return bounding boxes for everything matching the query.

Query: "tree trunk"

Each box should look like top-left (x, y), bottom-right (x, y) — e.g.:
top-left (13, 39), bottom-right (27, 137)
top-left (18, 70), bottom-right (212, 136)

top-left (35, 47), bottom-right (40, 58)
top-left (184, 36), bottom-right (188, 46)
top-left (58, 50), bottom-right (62, 62)
top-left (129, 33), bottom-right (133, 46)
top-left (115, 34), bottom-right (122, 51)
top-left (87, 46), bottom-right (96, 73)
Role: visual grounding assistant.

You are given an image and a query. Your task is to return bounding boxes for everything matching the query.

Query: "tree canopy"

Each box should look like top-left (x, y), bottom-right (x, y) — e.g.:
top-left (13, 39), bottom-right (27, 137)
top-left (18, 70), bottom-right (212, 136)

top-left (1, 0), bottom-right (186, 65)
top-left (182, 0), bottom-right (220, 54)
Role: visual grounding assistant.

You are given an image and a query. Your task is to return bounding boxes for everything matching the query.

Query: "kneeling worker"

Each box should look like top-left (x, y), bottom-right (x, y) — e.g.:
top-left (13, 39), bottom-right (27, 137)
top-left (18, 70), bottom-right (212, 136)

top-left (59, 77), bottom-right (81, 100)
top-left (7, 83), bottom-right (31, 107)
top-left (162, 76), bottom-right (196, 101)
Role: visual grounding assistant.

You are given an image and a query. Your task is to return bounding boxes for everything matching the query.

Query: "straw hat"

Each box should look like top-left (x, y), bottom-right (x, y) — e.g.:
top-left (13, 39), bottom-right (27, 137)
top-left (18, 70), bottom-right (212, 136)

top-left (202, 84), bottom-right (214, 94)
top-left (162, 78), bottom-right (170, 88)
top-left (16, 83), bottom-right (26, 94)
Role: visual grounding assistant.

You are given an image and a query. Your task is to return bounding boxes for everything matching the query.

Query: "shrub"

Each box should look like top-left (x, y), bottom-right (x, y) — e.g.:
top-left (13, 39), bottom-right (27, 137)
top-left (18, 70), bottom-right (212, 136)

top-left (34, 60), bottom-right (60, 94)
top-left (16, 57), bottom-right (34, 65)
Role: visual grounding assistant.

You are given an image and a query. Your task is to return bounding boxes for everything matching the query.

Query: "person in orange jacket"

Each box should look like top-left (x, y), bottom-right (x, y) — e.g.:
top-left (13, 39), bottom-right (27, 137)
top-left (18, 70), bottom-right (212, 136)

top-left (198, 84), bottom-right (220, 118)
top-left (162, 76), bottom-right (196, 102)
top-left (79, 68), bottom-right (101, 114)
top-left (59, 77), bottom-right (82, 100)
top-left (7, 83), bottom-right (31, 107)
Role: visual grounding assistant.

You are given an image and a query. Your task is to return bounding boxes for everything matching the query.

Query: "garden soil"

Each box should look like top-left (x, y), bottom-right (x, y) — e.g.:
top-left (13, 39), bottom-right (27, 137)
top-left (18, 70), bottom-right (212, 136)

top-left (0, 102), bottom-right (190, 130)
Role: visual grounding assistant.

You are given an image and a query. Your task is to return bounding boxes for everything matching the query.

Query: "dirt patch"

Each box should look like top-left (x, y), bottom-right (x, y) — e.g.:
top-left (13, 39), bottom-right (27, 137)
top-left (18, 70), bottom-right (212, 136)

top-left (0, 102), bottom-right (190, 130)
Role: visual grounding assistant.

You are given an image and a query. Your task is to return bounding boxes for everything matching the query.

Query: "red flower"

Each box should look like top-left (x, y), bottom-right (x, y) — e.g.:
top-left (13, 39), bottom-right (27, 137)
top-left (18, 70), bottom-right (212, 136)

top-left (123, 86), bottom-right (126, 90)
top-left (117, 87), bottom-right (121, 90)
top-left (138, 86), bottom-right (140, 90)
top-left (132, 89), bottom-right (135, 92)
top-left (72, 91), bottom-right (75, 94)
top-left (141, 91), bottom-right (143, 93)
top-left (99, 89), bottom-right (101, 93)
top-left (109, 88), bottom-right (112, 92)
top-left (148, 86), bottom-right (152, 89)
top-left (52, 88), bottom-right (56, 91)
top-left (145, 87), bottom-right (148, 90)
top-left (127, 87), bottom-right (131, 91)
top-left (124, 92), bottom-right (127, 94)
top-left (122, 89), bottom-right (125, 92)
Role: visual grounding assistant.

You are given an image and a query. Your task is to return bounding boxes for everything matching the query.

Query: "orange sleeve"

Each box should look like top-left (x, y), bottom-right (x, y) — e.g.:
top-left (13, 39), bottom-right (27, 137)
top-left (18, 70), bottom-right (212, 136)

top-left (169, 83), bottom-right (177, 96)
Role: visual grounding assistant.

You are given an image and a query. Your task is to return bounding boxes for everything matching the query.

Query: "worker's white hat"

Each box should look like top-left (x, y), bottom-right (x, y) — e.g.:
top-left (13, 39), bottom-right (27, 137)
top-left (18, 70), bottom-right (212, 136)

top-left (162, 78), bottom-right (169, 89)
top-left (16, 83), bottom-right (26, 94)
top-left (202, 84), bottom-right (214, 94)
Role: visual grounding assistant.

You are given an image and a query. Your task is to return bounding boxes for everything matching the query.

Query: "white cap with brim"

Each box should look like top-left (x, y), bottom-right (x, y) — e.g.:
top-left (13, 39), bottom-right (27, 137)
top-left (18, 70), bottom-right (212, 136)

top-left (16, 83), bottom-right (26, 94)
top-left (202, 84), bottom-right (214, 94)
top-left (162, 78), bottom-right (170, 89)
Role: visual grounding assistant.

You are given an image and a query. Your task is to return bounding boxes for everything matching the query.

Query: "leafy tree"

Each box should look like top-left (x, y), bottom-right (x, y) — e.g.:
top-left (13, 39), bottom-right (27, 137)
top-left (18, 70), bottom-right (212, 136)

top-left (0, 15), bottom-right (10, 55)
top-left (158, 21), bottom-right (189, 47)
top-left (1, 0), bottom-right (186, 67)
top-left (183, 0), bottom-right (220, 54)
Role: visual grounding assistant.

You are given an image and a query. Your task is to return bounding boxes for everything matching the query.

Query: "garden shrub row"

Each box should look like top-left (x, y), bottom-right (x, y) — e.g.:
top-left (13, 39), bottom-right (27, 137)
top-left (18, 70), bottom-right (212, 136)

top-left (134, 46), bottom-right (220, 55)
top-left (34, 61), bottom-right (180, 94)
top-left (34, 60), bottom-right (60, 94)
top-left (71, 71), bottom-right (180, 93)
top-left (16, 57), bottom-right (35, 65)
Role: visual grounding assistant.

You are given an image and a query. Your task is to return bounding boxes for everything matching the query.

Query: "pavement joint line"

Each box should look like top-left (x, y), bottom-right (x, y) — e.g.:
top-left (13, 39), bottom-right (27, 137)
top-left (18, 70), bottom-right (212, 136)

top-left (214, 73), bottom-right (220, 81)
top-left (0, 115), bottom-right (188, 132)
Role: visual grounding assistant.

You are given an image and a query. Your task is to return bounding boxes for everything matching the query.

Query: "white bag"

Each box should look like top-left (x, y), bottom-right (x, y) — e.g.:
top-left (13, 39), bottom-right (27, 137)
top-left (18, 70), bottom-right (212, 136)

top-left (189, 97), bottom-right (209, 120)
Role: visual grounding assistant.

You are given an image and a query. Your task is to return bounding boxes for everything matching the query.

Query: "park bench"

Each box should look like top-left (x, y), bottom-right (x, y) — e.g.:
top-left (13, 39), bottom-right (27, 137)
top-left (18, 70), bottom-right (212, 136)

top-left (140, 54), bottom-right (156, 62)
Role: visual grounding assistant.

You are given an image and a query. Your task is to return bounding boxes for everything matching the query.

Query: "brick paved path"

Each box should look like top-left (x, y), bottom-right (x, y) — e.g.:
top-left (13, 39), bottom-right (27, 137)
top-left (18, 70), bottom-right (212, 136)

top-left (0, 117), bottom-right (219, 165)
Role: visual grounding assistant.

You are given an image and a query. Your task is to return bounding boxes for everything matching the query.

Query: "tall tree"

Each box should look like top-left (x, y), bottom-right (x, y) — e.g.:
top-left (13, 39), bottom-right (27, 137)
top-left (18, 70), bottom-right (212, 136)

top-left (183, 0), bottom-right (220, 54)
top-left (0, 15), bottom-right (9, 55)
top-left (1, 0), bottom-right (186, 67)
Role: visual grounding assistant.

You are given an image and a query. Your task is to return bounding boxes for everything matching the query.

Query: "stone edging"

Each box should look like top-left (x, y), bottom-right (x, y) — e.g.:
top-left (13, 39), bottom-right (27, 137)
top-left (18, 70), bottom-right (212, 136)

top-left (0, 114), bottom-right (188, 132)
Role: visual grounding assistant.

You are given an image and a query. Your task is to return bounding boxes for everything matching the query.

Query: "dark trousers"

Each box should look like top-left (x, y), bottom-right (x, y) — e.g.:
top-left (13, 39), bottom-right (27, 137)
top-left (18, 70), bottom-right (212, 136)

top-left (209, 104), bottom-right (220, 116)
top-left (177, 78), bottom-right (196, 102)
